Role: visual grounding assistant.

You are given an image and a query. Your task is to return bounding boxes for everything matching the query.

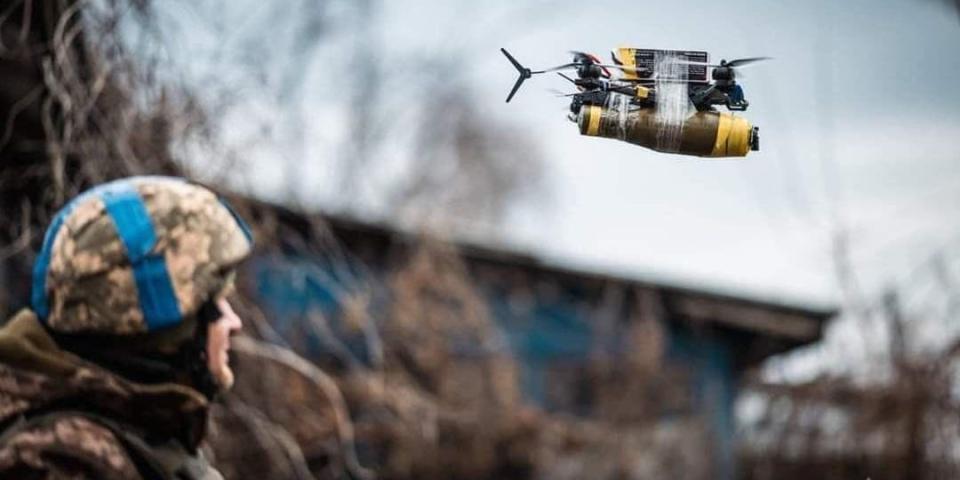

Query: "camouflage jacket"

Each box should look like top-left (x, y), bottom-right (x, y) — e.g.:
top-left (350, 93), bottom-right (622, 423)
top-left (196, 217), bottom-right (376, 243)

top-left (0, 309), bottom-right (222, 479)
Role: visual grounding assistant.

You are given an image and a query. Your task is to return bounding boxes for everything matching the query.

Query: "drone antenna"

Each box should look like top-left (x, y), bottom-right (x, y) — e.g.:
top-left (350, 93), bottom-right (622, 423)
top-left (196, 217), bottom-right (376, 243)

top-left (502, 48), bottom-right (533, 103)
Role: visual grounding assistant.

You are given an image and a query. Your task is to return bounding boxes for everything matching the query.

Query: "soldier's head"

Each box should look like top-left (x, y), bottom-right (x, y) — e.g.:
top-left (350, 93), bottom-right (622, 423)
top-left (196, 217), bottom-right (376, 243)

top-left (31, 176), bottom-right (254, 396)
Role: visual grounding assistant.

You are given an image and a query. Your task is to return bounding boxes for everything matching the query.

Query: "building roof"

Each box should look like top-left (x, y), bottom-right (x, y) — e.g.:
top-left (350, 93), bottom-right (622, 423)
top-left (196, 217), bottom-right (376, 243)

top-left (239, 198), bottom-right (837, 369)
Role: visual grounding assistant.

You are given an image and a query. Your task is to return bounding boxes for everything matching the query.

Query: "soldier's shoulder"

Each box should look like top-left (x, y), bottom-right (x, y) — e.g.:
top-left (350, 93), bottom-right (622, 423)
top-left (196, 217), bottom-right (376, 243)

top-left (0, 413), bottom-right (142, 479)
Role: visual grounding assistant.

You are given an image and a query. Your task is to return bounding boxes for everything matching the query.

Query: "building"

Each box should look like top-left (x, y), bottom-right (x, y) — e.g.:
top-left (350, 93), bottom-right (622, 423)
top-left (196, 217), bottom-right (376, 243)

top-left (242, 204), bottom-right (836, 479)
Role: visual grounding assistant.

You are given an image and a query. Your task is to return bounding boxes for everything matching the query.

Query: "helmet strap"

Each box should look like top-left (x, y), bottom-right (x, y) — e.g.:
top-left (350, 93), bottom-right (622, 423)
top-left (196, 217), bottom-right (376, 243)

top-left (179, 299), bottom-right (221, 400)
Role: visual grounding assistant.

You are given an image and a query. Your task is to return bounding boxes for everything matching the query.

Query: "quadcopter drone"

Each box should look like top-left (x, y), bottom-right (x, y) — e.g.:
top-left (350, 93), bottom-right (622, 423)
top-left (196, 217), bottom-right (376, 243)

top-left (501, 47), bottom-right (770, 157)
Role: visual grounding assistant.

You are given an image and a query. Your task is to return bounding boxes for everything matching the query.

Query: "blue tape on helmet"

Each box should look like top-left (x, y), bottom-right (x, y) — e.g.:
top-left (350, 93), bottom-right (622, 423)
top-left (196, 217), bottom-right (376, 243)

top-left (31, 187), bottom-right (102, 320)
top-left (31, 178), bottom-right (184, 331)
top-left (101, 187), bottom-right (156, 261)
top-left (100, 183), bottom-right (182, 330)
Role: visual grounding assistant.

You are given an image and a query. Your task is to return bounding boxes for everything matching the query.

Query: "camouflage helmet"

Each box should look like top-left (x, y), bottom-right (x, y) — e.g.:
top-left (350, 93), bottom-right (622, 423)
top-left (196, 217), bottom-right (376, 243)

top-left (31, 176), bottom-right (253, 335)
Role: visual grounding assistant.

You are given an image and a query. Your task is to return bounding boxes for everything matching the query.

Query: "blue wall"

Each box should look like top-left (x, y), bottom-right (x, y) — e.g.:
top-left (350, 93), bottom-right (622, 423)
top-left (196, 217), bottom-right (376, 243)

top-left (667, 324), bottom-right (737, 479)
top-left (251, 255), bottom-right (378, 367)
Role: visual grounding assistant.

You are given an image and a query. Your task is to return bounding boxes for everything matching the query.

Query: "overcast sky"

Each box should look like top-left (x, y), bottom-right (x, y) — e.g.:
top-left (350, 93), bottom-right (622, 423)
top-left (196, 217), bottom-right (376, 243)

top-left (160, 0), bottom-right (960, 313)
top-left (364, 0), bottom-right (959, 309)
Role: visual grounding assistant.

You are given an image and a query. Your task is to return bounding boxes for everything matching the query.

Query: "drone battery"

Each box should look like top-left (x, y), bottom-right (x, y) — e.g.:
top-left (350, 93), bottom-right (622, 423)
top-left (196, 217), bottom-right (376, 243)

top-left (577, 105), bottom-right (755, 157)
top-left (615, 48), bottom-right (709, 82)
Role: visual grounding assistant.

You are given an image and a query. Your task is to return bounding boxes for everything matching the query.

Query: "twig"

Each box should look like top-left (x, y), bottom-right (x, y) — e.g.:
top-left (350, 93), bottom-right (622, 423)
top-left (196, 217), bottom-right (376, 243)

top-left (232, 336), bottom-right (376, 480)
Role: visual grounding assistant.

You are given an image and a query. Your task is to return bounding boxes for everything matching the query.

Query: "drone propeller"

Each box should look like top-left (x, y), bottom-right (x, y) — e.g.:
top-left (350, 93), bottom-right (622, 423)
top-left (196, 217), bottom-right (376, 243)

top-left (569, 50), bottom-right (597, 62)
top-left (502, 48), bottom-right (593, 102)
top-left (673, 56), bottom-right (769, 83)
top-left (541, 63), bottom-right (580, 72)
top-left (675, 56), bottom-right (772, 68)
top-left (504, 48), bottom-right (625, 101)
top-left (722, 57), bottom-right (771, 68)
top-left (502, 48), bottom-right (535, 102)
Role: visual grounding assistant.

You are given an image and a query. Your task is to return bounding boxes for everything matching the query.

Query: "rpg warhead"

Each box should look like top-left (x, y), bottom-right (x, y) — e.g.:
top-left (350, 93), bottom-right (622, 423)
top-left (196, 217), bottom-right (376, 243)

top-left (502, 47), bottom-right (770, 158)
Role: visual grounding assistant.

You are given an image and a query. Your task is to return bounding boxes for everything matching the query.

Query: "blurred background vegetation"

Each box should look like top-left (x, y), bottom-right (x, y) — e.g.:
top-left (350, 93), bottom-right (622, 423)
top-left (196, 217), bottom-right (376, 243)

top-left (2, 1), bottom-right (959, 479)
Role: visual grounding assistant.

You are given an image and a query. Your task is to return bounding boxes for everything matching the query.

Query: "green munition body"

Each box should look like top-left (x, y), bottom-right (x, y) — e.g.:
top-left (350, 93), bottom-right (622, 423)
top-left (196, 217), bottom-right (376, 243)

top-left (576, 105), bottom-right (758, 158)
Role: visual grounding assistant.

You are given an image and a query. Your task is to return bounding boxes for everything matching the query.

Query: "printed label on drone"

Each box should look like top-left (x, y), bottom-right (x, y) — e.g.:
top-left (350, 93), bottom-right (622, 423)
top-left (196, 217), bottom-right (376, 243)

top-left (634, 49), bottom-right (709, 82)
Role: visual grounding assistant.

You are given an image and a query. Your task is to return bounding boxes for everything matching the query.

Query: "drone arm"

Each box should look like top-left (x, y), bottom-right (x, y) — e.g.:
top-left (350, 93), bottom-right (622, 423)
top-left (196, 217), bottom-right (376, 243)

top-left (689, 84), bottom-right (717, 110)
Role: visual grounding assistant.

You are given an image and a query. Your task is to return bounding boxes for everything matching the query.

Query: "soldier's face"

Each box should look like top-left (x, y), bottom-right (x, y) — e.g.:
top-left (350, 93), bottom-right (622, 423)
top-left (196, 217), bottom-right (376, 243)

top-left (207, 297), bottom-right (243, 389)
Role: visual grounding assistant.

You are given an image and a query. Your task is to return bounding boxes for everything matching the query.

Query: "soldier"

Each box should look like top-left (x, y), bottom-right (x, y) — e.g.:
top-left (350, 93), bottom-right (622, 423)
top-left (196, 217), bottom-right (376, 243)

top-left (0, 176), bottom-right (254, 479)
